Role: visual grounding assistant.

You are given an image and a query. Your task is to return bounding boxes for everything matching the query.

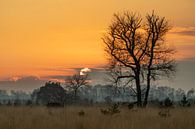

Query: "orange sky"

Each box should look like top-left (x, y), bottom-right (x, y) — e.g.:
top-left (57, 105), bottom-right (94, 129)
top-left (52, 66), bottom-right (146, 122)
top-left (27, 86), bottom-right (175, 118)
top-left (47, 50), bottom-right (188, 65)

top-left (0, 0), bottom-right (195, 80)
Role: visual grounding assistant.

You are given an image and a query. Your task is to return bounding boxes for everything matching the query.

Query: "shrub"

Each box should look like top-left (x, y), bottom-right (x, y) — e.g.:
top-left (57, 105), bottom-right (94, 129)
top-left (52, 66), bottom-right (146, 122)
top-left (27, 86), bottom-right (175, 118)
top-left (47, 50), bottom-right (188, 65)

top-left (158, 109), bottom-right (171, 118)
top-left (100, 103), bottom-right (120, 115)
top-left (159, 97), bottom-right (173, 108)
top-left (180, 95), bottom-right (191, 107)
top-left (128, 103), bottom-right (134, 110)
top-left (78, 110), bottom-right (85, 116)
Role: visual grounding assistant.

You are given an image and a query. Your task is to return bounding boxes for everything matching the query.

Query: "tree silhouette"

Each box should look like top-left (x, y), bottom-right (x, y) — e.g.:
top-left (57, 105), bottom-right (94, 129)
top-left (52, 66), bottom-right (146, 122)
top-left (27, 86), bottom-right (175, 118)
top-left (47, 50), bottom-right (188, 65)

top-left (103, 11), bottom-right (176, 107)
top-left (35, 82), bottom-right (66, 106)
top-left (180, 95), bottom-right (190, 107)
top-left (143, 12), bottom-right (176, 107)
top-left (66, 74), bottom-right (88, 102)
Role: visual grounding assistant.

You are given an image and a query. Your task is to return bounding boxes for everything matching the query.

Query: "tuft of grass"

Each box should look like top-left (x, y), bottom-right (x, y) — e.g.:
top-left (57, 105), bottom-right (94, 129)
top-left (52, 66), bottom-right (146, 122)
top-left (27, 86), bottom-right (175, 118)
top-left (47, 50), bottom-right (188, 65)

top-left (100, 103), bottom-right (120, 115)
top-left (78, 110), bottom-right (85, 116)
top-left (158, 109), bottom-right (171, 118)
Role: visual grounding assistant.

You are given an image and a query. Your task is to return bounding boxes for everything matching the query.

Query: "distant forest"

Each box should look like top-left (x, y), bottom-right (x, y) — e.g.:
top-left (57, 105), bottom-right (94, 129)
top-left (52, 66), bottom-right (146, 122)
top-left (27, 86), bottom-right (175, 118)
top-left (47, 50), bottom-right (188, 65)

top-left (0, 81), bottom-right (194, 107)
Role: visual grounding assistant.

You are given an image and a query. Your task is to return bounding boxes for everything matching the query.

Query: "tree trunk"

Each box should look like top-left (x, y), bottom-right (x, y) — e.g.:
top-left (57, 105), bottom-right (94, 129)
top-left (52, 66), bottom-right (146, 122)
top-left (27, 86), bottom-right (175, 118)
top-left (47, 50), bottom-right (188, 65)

top-left (143, 71), bottom-right (151, 107)
top-left (144, 38), bottom-right (155, 107)
top-left (135, 72), bottom-right (142, 107)
top-left (74, 90), bottom-right (77, 102)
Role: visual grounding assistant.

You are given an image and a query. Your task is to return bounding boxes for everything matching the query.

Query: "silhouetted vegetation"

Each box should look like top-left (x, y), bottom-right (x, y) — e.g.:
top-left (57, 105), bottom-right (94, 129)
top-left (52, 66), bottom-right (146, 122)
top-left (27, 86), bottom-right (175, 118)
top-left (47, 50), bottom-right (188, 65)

top-left (128, 102), bottom-right (135, 110)
top-left (104, 96), bottom-right (112, 105)
top-left (180, 95), bottom-right (191, 107)
top-left (35, 82), bottom-right (66, 106)
top-left (159, 97), bottom-right (173, 108)
top-left (65, 74), bottom-right (88, 102)
top-left (158, 109), bottom-right (171, 118)
top-left (0, 82), bottom-right (195, 108)
top-left (103, 11), bottom-right (176, 107)
top-left (100, 103), bottom-right (120, 115)
top-left (78, 110), bottom-right (85, 116)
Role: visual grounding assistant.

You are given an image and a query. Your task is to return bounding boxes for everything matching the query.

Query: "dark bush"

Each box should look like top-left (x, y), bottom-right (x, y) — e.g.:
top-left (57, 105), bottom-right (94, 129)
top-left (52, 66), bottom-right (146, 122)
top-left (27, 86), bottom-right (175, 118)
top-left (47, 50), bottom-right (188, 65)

top-left (100, 103), bottom-right (120, 115)
top-left (159, 97), bottom-right (173, 108)
top-left (35, 82), bottom-right (66, 106)
top-left (180, 95), bottom-right (191, 107)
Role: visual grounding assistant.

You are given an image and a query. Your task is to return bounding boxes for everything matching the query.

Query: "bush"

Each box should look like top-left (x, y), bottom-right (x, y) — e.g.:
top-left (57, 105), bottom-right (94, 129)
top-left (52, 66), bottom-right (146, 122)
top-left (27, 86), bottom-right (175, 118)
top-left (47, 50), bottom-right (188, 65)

top-left (35, 82), bottom-right (66, 106)
top-left (78, 110), bottom-right (85, 116)
top-left (158, 109), bottom-right (171, 118)
top-left (159, 97), bottom-right (173, 108)
top-left (180, 95), bottom-right (191, 107)
top-left (104, 96), bottom-right (112, 105)
top-left (100, 103), bottom-right (120, 115)
top-left (128, 103), bottom-right (134, 110)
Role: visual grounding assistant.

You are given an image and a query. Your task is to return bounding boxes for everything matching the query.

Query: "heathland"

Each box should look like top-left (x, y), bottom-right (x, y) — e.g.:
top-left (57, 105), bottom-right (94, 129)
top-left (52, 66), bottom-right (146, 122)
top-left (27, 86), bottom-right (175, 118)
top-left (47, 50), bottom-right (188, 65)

top-left (0, 106), bottom-right (194, 129)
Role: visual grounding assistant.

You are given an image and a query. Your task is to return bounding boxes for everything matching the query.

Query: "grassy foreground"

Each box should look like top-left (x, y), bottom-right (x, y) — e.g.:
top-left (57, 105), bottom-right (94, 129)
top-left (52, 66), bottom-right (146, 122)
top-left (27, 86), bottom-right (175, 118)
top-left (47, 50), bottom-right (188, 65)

top-left (0, 106), bottom-right (194, 129)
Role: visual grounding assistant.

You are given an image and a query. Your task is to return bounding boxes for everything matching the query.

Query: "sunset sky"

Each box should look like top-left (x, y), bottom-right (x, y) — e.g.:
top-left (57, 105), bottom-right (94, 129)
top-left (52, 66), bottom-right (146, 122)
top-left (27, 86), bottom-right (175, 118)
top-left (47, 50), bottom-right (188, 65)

top-left (0, 0), bottom-right (195, 91)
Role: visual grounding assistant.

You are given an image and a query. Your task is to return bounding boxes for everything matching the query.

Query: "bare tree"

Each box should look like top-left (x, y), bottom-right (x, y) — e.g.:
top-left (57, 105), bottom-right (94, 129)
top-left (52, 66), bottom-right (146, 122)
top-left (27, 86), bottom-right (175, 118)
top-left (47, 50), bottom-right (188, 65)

top-left (103, 12), bottom-right (146, 107)
top-left (103, 11), bottom-right (176, 107)
top-left (143, 12), bottom-right (176, 106)
top-left (106, 63), bottom-right (137, 97)
top-left (66, 74), bottom-right (88, 101)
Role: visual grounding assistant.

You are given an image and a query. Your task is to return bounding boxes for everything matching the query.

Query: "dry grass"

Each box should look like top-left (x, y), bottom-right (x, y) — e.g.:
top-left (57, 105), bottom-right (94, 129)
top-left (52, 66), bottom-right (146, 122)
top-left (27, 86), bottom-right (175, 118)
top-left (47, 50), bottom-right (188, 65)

top-left (0, 106), bottom-right (195, 129)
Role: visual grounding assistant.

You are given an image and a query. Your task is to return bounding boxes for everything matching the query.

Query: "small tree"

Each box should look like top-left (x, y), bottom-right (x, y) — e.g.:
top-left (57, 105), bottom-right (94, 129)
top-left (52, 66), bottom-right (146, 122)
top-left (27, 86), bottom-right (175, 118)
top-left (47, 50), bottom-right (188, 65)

top-left (66, 74), bottom-right (88, 101)
top-left (104, 96), bottom-right (113, 105)
top-left (180, 95), bottom-right (190, 107)
top-left (35, 82), bottom-right (66, 106)
top-left (160, 97), bottom-right (173, 108)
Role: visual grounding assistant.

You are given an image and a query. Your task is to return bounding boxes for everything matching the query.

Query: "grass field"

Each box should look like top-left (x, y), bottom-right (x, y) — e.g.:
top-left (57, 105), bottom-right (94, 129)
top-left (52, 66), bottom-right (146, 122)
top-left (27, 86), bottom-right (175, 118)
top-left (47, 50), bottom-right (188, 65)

top-left (0, 106), bottom-right (194, 129)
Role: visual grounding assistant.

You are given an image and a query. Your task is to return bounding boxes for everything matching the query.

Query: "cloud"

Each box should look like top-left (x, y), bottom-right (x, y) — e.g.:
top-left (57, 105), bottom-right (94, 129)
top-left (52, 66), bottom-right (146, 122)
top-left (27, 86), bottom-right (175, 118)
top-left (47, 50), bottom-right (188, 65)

top-left (1, 60), bottom-right (195, 92)
top-left (43, 67), bottom-right (108, 84)
top-left (159, 58), bottom-right (195, 90)
top-left (41, 67), bottom-right (108, 86)
top-left (0, 76), bottom-right (46, 92)
top-left (42, 61), bottom-right (195, 91)
top-left (87, 68), bottom-right (108, 84)
top-left (170, 27), bottom-right (195, 36)
top-left (42, 75), bottom-right (69, 83)
top-left (41, 67), bottom-right (75, 72)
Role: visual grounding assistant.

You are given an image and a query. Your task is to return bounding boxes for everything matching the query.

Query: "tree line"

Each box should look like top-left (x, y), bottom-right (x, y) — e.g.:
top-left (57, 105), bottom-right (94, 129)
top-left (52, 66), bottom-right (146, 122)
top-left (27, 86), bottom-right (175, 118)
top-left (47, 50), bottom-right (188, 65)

top-left (0, 80), bottom-right (194, 107)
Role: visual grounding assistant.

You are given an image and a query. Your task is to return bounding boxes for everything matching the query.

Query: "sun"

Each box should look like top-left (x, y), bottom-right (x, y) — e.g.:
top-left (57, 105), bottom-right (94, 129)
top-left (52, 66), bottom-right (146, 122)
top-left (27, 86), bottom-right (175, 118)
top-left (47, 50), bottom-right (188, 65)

top-left (80, 68), bottom-right (91, 75)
